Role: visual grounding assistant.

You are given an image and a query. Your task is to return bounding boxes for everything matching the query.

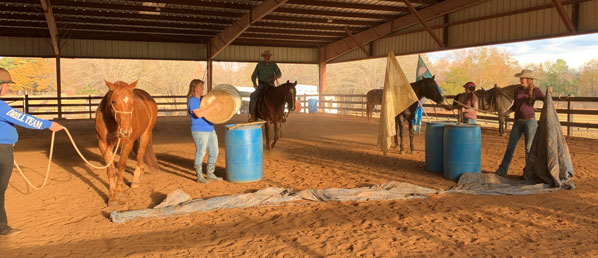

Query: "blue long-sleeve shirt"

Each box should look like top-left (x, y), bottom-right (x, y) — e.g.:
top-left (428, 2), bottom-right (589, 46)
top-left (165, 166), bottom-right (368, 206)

top-left (0, 100), bottom-right (52, 144)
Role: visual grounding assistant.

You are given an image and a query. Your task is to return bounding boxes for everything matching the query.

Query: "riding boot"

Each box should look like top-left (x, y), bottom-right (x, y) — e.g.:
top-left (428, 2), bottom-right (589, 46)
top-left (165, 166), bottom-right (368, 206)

top-left (206, 163), bottom-right (223, 181)
top-left (194, 165), bottom-right (208, 184)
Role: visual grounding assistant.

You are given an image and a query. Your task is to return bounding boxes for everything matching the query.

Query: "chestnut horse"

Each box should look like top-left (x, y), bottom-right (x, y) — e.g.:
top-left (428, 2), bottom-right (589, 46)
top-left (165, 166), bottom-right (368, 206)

top-left (256, 80), bottom-right (297, 149)
top-left (96, 80), bottom-right (160, 206)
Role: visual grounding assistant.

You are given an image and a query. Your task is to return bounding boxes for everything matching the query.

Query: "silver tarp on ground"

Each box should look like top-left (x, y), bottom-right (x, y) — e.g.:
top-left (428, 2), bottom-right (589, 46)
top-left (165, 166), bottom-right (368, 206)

top-left (111, 174), bottom-right (568, 224)
top-left (448, 173), bottom-right (560, 195)
top-left (111, 182), bottom-right (440, 224)
top-left (524, 91), bottom-right (575, 188)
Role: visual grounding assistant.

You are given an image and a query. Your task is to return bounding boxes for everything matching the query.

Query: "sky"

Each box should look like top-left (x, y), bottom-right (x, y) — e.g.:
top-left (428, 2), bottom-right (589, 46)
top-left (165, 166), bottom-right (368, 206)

top-left (426, 32), bottom-right (598, 70)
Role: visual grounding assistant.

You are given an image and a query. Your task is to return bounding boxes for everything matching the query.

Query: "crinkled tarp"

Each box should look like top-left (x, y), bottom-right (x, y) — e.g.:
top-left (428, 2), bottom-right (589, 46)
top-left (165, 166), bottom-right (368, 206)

top-left (111, 173), bottom-right (571, 224)
top-left (524, 90), bottom-right (575, 188)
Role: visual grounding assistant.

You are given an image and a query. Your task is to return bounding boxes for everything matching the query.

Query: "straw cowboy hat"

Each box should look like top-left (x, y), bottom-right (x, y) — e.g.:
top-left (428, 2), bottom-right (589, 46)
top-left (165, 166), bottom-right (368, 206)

top-left (0, 67), bottom-right (15, 84)
top-left (260, 50), bottom-right (272, 57)
top-left (514, 69), bottom-right (536, 80)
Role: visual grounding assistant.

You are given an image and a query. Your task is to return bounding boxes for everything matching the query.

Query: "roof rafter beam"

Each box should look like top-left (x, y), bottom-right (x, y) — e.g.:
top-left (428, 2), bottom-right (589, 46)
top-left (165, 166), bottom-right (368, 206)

top-left (321, 0), bottom-right (486, 62)
top-left (287, 0), bottom-right (409, 12)
top-left (552, 0), bottom-right (576, 33)
top-left (344, 27), bottom-right (369, 57)
top-left (209, 0), bottom-right (288, 59)
top-left (40, 0), bottom-right (60, 55)
top-left (403, 0), bottom-right (444, 47)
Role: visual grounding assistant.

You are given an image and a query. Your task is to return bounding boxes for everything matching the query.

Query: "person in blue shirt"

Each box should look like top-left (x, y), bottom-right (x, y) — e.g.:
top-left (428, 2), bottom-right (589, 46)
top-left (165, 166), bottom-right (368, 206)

top-left (0, 67), bottom-right (63, 236)
top-left (186, 79), bottom-right (223, 183)
top-left (248, 50), bottom-right (282, 122)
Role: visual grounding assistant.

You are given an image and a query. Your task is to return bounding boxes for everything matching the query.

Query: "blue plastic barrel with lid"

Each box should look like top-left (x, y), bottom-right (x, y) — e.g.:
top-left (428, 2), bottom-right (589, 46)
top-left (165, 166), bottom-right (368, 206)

top-left (443, 124), bottom-right (482, 181)
top-left (308, 99), bottom-right (318, 113)
top-left (225, 123), bottom-right (263, 182)
top-left (425, 121), bottom-right (457, 172)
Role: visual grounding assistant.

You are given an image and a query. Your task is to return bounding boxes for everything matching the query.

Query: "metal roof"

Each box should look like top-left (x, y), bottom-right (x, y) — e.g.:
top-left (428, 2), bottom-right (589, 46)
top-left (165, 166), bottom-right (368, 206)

top-left (0, 0), bottom-right (430, 48)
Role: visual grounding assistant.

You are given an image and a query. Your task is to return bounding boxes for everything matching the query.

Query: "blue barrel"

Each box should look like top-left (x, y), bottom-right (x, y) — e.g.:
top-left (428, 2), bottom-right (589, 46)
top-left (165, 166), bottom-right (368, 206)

top-left (225, 124), bottom-right (263, 182)
top-left (443, 124), bottom-right (482, 181)
top-left (425, 121), bottom-right (456, 172)
top-left (308, 99), bottom-right (318, 113)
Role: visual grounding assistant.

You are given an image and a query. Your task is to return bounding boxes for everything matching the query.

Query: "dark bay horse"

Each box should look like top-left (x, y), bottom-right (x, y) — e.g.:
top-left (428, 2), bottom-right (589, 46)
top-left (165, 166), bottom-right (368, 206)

top-left (366, 77), bottom-right (444, 153)
top-left (256, 80), bottom-right (297, 149)
top-left (96, 80), bottom-right (160, 207)
top-left (452, 84), bottom-right (517, 135)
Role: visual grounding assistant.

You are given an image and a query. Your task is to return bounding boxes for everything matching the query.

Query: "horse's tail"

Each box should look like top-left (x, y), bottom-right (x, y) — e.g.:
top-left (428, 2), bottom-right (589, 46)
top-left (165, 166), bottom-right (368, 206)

top-left (142, 136), bottom-right (161, 173)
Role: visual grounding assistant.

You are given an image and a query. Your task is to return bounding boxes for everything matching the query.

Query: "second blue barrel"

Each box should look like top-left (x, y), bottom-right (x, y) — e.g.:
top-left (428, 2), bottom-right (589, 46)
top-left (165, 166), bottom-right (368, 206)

top-left (225, 124), bottom-right (263, 182)
top-left (443, 124), bottom-right (481, 181)
top-left (308, 99), bottom-right (318, 113)
top-left (425, 121), bottom-right (456, 172)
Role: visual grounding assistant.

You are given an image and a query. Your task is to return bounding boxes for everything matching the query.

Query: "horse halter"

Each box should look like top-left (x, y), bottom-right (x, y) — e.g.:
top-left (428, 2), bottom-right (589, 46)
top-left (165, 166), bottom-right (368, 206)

top-left (111, 102), bottom-right (134, 137)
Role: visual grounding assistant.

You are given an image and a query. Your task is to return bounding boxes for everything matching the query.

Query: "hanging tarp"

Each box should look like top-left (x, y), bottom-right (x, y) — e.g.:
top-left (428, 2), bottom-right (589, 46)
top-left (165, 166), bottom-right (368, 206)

top-left (523, 91), bottom-right (575, 188)
top-left (377, 52), bottom-right (419, 154)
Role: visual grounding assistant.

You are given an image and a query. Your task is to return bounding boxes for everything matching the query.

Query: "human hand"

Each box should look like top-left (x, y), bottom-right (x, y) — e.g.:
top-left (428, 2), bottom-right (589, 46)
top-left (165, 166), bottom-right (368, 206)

top-left (548, 86), bottom-right (553, 93)
top-left (253, 83), bottom-right (257, 89)
top-left (50, 122), bottom-right (64, 132)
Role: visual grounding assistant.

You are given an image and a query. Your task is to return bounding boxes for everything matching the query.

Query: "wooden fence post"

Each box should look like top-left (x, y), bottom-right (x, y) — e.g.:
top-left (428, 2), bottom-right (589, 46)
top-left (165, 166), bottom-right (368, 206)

top-left (24, 94), bottom-right (29, 114)
top-left (567, 94), bottom-right (572, 136)
top-left (88, 95), bottom-right (92, 119)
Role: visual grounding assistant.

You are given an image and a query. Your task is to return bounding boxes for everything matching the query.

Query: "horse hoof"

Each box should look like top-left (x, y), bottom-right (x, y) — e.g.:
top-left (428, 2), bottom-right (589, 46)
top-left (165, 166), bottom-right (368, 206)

top-left (399, 150), bottom-right (405, 154)
top-left (131, 181), bottom-right (140, 189)
top-left (108, 200), bottom-right (120, 207)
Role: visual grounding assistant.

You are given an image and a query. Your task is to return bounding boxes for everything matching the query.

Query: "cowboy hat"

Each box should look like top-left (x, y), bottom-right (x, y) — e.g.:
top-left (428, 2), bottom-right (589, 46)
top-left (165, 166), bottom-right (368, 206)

top-left (514, 69), bottom-right (536, 80)
top-left (0, 67), bottom-right (15, 84)
top-left (260, 50), bottom-right (272, 57)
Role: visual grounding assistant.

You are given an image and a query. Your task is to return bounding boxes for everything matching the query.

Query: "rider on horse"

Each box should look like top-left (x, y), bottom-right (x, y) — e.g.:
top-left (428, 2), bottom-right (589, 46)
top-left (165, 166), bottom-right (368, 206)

top-left (248, 50), bottom-right (282, 122)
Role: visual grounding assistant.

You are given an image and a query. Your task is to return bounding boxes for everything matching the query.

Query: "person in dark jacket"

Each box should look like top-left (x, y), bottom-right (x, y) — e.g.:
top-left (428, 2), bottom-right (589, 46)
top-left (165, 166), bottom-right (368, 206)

top-left (496, 69), bottom-right (552, 176)
top-left (0, 67), bottom-right (63, 236)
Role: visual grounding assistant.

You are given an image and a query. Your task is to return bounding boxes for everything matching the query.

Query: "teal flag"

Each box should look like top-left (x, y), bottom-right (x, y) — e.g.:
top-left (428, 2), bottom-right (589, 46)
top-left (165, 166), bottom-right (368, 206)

top-left (416, 55), bottom-right (434, 81)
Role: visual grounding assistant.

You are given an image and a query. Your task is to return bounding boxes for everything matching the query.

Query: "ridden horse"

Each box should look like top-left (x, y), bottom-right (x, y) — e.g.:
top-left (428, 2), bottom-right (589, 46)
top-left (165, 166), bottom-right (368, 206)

top-left (96, 80), bottom-right (160, 207)
top-left (365, 77), bottom-right (444, 153)
top-left (452, 84), bottom-right (517, 135)
top-left (256, 80), bottom-right (297, 149)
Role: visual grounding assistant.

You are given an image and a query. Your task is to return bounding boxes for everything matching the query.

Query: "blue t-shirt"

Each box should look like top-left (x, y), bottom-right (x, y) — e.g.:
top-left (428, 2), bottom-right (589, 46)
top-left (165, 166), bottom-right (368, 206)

top-left (0, 100), bottom-right (52, 144)
top-left (187, 96), bottom-right (214, 132)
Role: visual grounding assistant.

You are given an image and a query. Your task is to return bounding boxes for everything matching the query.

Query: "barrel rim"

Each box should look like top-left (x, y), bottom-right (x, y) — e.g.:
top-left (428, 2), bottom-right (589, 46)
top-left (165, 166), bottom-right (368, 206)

top-left (444, 124), bottom-right (481, 128)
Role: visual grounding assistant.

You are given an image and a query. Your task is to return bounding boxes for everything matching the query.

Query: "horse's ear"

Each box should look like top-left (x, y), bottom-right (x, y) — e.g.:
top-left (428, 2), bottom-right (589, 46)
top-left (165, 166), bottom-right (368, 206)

top-left (128, 80), bottom-right (138, 89)
top-left (105, 80), bottom-right (115, 91)
top-left (432, 75), bottom-right (435, 79)
top-left (293, 81), bottom-right (297, 85)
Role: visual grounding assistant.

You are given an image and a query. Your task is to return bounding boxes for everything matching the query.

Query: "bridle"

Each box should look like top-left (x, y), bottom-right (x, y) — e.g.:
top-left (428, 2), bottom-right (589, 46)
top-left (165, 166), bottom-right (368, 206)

top-left (111, 102), bottom-right (134, 137)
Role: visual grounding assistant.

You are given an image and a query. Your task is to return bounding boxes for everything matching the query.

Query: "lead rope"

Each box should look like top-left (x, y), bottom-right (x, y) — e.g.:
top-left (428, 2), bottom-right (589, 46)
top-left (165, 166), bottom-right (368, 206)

top-left (14, 127), bottom-right (121, 190)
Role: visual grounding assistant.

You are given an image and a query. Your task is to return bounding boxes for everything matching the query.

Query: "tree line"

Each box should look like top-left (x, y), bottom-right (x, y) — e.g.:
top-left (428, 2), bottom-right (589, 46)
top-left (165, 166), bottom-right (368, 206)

top-left (1, 46), bottom-right (597, 97)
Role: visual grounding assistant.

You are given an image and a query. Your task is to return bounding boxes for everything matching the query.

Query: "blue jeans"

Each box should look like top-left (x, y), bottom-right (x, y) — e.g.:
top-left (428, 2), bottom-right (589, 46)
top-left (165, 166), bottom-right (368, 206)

top-left (249, 83), bottom-right (270, 115)
top-left (463, 118), bottom-right (476, 124)
top-left (191, 130), bottom-right (218, 168)
top-left (497, 118), bottom-right (538, 175)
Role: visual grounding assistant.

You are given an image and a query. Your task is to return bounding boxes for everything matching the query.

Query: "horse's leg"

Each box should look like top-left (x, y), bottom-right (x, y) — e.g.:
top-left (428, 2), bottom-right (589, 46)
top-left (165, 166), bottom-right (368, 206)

top-left (397, 115), bottom-right (405, 154)
top-left (409, 121), bottom-right (415, 153)
top-left (366, 101), bottom-right (372, 122)
top-left (393, 116), bottom-right (399, 149)
top-left (272, 121), bottom-right (280, 148)
top-left (131, 133), bottom-right (150, 188)
top-left (264, 121), bottom-right (271, 150)
top-left (99, 139), bottom-right (119, 206)
top-left (117, 140), bottom-right (135, 192)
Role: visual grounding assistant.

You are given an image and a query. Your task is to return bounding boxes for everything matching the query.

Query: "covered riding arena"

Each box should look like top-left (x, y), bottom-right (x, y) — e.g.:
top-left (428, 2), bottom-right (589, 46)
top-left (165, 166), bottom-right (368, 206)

top-left (2, 0), bottom-right (598, 256)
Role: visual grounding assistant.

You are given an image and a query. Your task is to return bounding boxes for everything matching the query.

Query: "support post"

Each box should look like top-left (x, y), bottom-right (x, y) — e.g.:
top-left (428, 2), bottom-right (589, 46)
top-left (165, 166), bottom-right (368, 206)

top-left (318, 60), bottom-right (327, 113)
top-left (206, 44), bottom-right (213, 92)
top-left (56, 56), bottom-right (62, 118)
top-left (552, 0), bottom-right (576, 33)
top-left (24, 94), bottom-right (29, 114)
top-left (88, 94), bottom-right (92, 119)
